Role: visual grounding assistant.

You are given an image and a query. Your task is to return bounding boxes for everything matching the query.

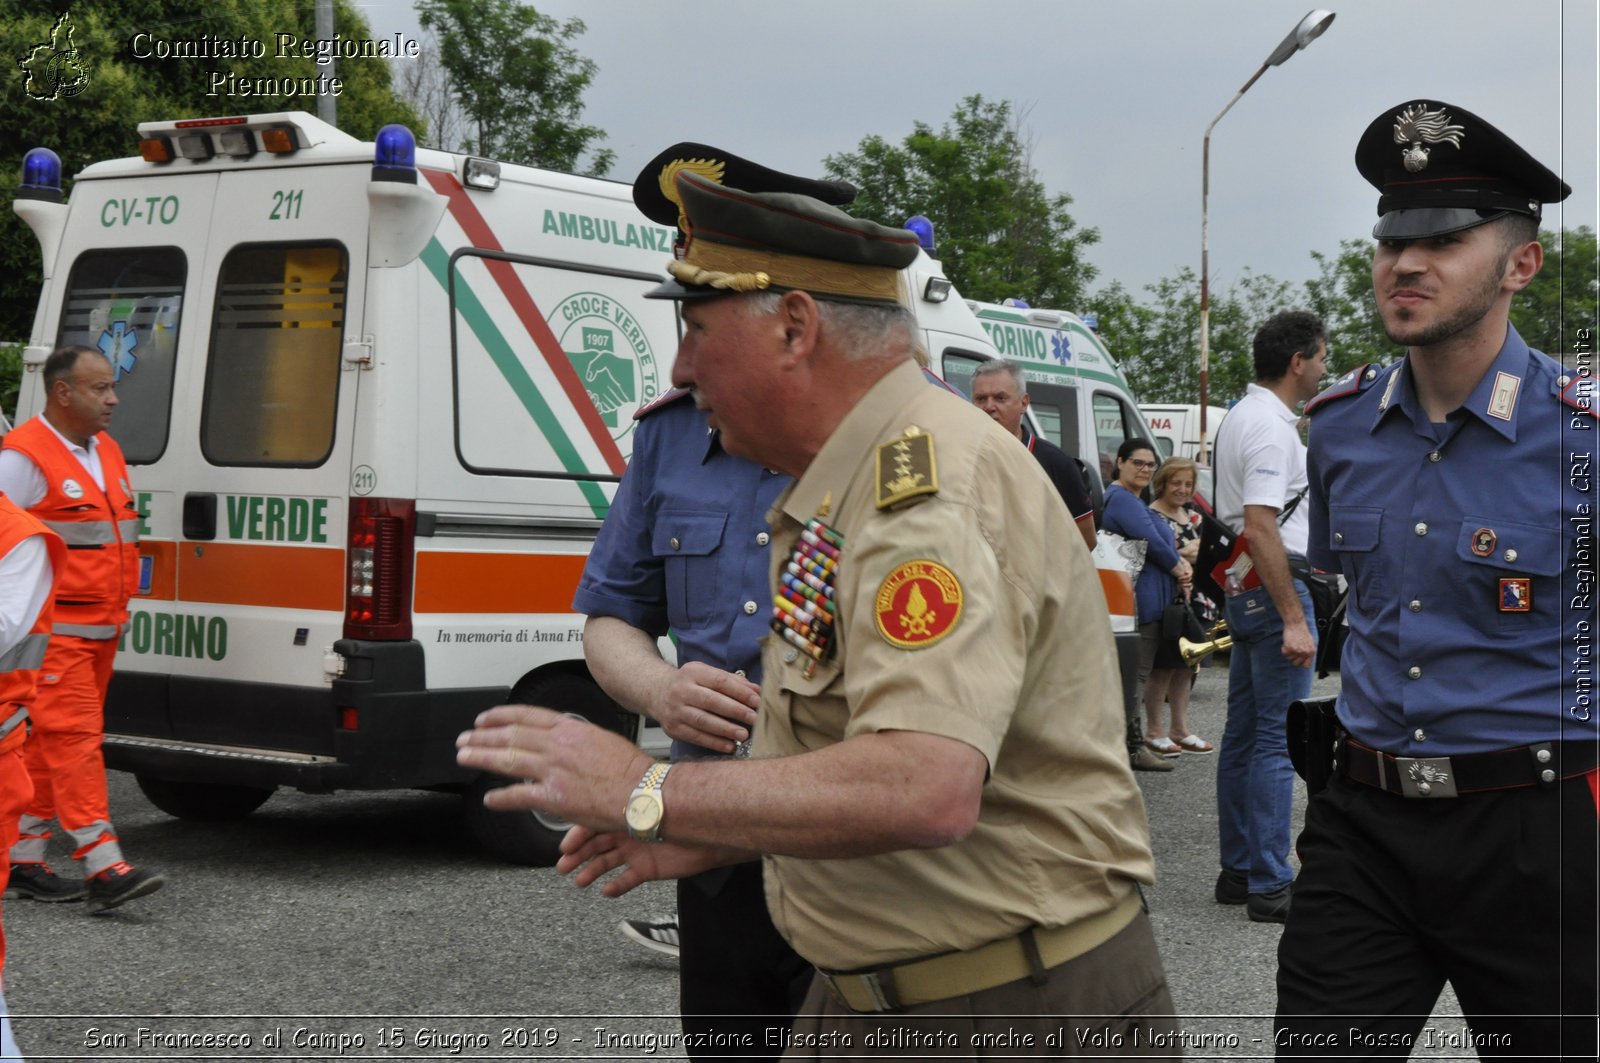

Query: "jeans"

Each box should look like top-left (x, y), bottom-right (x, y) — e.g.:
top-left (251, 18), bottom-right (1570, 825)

top-left (1217, 580), bottom-right (1315, 894)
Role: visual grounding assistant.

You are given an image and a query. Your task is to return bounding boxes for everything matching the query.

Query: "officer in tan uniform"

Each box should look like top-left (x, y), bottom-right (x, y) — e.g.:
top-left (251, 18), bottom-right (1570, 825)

top-left (457, 170), bottom-right (1176, 1055)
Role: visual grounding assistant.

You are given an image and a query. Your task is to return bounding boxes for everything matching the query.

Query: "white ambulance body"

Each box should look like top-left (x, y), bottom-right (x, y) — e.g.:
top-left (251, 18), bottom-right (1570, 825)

top-left (1142, 403), bottom-right (1231, 464)
top-left (10, 113), bottom-right (1007, 863)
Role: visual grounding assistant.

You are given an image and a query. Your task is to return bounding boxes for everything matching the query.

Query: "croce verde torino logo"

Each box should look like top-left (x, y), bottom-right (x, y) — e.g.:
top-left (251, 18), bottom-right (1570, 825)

top-left (549, 292), bottom-right (659, 446)
top-left (19, 12), bottom-right (89, 100)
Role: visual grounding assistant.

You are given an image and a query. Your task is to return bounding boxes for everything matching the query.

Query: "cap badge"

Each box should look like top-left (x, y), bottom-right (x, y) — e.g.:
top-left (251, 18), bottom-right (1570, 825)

top-left (659, 157), bottom-right (726, 231)
top-left (1392, 104), bottom-right (1465, 173)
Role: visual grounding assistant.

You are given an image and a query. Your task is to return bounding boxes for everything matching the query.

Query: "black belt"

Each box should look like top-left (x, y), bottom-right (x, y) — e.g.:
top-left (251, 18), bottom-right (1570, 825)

top-left (1339, 737), bottom-right (1599, 798)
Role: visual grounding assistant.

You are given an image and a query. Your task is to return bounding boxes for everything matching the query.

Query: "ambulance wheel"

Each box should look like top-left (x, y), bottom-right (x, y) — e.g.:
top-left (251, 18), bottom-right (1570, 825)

top-left (462, 671), bottom-right (632, 866)
top-left (135, 775), bottom-right (275, 822)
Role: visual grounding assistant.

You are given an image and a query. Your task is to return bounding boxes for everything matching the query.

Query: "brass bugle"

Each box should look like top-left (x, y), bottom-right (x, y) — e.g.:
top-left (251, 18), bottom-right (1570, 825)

top-left (1180, 624), bottom-right (1232, 666)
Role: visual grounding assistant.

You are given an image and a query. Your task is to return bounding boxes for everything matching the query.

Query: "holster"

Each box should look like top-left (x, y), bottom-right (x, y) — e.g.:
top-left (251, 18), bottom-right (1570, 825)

top-left (1286, 697), bottom-right (1340, 795)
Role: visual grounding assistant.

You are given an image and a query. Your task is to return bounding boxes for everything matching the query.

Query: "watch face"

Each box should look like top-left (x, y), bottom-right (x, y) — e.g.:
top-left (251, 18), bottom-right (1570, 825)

top-left (626, 792), bottom-right (661, 832)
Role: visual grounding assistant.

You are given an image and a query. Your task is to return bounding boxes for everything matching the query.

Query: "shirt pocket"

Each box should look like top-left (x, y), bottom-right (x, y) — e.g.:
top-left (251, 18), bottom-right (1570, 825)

top-left (769, 653), bottom-right (847, 752)
top-left (652, 509), bottom-right (728, 630)
top-left (1325, 504), bottom-right (1385, 617)
top-left (1454, 516), bottom-right (1559, 636)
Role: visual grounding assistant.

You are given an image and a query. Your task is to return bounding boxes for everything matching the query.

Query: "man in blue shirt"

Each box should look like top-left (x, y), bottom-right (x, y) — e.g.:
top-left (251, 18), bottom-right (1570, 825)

top-left (1277, 100), bottom-right (1597, 1058)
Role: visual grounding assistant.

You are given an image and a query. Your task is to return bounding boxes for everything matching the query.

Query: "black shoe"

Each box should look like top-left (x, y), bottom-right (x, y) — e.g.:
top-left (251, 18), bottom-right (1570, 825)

top-left (1247, 885), bottom-right (1292, 923)
top-left (85, 861), bottom-right (165, 914)
top-left (1214, 868), bottom-right (1248, 905)
top-left (4, 862), bottom-right (86, 902)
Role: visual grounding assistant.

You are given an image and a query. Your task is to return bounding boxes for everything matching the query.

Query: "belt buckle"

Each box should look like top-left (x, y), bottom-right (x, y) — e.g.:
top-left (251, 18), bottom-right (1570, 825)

top-left (1394, 756), bottom-right (1458, 798)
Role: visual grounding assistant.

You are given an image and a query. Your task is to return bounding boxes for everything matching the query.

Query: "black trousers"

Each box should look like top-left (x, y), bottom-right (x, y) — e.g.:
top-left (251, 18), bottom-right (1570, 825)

top-left (678, 860), bottom-right (813, 1061)
top-left (1276, 770), bottom-right (1600, 1060)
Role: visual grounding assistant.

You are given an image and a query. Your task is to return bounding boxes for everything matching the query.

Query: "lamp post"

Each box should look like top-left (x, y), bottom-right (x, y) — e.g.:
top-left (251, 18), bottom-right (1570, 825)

top-left (1198, 9), bottom-right (1335, 456)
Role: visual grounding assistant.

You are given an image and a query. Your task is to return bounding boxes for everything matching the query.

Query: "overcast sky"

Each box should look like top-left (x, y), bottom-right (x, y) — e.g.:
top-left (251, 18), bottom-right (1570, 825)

top-left (356, 0), bottom-right (1598, 307)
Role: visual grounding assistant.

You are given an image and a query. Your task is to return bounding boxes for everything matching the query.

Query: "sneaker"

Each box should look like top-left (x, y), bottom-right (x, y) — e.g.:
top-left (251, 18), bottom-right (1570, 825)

top-left (85, 861), bottom-right (165, 914)
top-left (1214, 868), bottom-right (1248, 905)
top-left (1131, 746), bottom-right (1176, 772)
top-left (619, 913), bottom-right (680, 958)
top-left (4, 862), bottom-right (86, 902)
top-left (1247, 885), bottom-right (1293, 924)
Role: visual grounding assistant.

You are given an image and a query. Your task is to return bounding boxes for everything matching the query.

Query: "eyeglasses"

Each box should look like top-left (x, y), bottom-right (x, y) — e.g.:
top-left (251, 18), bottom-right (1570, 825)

top-left (1127, 459), bottom-right (1158, 470)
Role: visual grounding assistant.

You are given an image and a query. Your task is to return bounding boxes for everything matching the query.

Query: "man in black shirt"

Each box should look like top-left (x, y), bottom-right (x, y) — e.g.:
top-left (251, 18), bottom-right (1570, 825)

top-left (970, 358), bottom-right (1096, 549)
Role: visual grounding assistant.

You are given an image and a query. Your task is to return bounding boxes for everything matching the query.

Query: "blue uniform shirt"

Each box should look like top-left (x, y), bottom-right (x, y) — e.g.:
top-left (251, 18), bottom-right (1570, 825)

top-left (572, 392), bottom-right (791, 760)
top-left (1307, 325), bottom-right (1598, 754)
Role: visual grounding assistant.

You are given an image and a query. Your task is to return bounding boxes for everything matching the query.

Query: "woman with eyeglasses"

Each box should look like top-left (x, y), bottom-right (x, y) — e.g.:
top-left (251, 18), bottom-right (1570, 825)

top-left (1101, 439), bottom-right (1193, 772)
top-left (1145, 455), bottom-right (1213, 756)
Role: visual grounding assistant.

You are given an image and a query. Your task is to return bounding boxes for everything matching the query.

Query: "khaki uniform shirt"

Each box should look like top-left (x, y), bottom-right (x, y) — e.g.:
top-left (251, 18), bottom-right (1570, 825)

top-left (755, 360), bottom-right (1154, 971)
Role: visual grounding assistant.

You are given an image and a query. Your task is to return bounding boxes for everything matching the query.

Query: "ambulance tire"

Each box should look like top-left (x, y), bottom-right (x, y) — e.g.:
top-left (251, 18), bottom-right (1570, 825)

top-left (135, 775), bottom-right (275, 822)
top-left (462, 671), bottom-right (631, 866)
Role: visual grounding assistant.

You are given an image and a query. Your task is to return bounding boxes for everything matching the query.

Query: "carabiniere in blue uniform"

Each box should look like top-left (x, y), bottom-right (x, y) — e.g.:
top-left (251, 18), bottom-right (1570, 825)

top-left (572, 388), bottom-right (790, 760)
top-left (1306, 327), bottom-right (1598, 764)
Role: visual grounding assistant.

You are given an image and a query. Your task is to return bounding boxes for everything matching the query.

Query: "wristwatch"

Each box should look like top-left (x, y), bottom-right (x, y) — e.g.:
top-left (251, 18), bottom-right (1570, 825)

top-left (624, 761), bottom-right (673, 843)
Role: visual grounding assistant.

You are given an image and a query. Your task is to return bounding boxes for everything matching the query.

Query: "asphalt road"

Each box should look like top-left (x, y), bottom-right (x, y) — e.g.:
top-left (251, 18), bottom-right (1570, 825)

top-left (3, 664), bottom-right (1472, 1061)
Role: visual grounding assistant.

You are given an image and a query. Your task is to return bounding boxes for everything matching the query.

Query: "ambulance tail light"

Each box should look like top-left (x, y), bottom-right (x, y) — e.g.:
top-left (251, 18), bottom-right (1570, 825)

top-left (345, 498), bottom-right (415, 641)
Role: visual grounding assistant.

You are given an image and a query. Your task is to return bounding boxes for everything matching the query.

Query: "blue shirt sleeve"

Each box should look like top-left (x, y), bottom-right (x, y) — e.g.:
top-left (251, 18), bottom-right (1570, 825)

top-left (1103, 485), bottom-right (1181, 571)
top-left (572, 416), bottom-right (671, 636)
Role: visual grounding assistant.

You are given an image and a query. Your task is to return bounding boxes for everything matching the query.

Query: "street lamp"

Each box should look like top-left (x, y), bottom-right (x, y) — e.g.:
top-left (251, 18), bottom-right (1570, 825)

top-left (1198, 9), bottom-right (1335, 455)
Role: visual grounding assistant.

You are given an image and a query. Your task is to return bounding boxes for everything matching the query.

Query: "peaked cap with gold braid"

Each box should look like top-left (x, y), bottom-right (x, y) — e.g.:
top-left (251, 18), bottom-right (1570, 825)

top-left (643, 171), bottom-right (920, 307)
top-left (631, 142), bottom-right (857, 237)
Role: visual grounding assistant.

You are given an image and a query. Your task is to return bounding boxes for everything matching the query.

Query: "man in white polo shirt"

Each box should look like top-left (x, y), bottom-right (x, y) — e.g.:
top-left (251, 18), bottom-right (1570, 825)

top-left (1210, 311), bottom-right (1326, 923)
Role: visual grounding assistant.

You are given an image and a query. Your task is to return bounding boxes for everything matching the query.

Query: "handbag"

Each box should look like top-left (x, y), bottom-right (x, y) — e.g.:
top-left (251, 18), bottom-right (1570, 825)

top-left (1093, 530), bottom-right (1147, 585)
top-left (1161, 595), bottom-right (1207, 643)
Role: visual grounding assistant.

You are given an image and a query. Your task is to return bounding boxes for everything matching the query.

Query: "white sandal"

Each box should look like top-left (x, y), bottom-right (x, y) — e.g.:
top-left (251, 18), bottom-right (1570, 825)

top-left (1145, 736), bottom-right (1182, 758)
top-left (1175, 734), bottom-right (1214, 754)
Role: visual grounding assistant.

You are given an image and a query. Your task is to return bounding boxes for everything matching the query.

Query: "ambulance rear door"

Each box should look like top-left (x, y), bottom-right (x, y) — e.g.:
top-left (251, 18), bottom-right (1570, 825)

top-left (114, 162), bottom-right (371, 759)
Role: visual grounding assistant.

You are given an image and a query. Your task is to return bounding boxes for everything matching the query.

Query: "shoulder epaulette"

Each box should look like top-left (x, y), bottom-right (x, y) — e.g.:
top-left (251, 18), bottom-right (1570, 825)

top-left (875, 425), bottom-right (939, 510)
top-left (1304, 363), bottom-right (1384, 416)
top-left (1558, 371), bottom-right (1598, 421)
top-left (632, 387), bottom-right (693, 421)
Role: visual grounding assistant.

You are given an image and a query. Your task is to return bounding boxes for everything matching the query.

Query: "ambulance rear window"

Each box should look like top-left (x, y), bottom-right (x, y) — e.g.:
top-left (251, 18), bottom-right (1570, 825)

top-left (55, 247), bottom-right (186, 464)
top-left (200, 243), bottom-right (347, 467)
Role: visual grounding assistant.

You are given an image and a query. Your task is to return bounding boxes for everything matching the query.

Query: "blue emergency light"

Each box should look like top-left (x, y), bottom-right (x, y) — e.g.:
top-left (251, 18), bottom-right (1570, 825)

top-left (17, 147), bottom-right (63, 202)
top-left (372, 125), bottom-right (417, 184)
top-left (903, 215), bottom-right (936, 255)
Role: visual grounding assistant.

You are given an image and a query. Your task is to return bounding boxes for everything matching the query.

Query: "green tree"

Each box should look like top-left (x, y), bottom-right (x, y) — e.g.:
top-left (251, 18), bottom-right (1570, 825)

top-left (1098, 267), bottom-right (1296, 407)
top-left (824, 96), bottom-right (1100, 309)
top-left (1515, 226), bottom-right (1598, 357)
top-left (0, 1), bottom-right (421, 341)
top-left (416, 0), bottom-right (613, 175)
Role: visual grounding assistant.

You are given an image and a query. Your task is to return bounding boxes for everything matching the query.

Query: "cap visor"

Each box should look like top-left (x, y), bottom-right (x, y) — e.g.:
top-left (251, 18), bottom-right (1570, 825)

top-left (643, 276), bottom-right (739, 301)
top-left (1372, 207), bottom-right (1509, 240)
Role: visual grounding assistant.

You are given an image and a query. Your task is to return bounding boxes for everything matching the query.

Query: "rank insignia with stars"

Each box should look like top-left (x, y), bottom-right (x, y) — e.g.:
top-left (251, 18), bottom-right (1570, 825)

top-left (874, 560), bottom-right (963, 648)
top-left (875, 425), bottom-right (938, 510)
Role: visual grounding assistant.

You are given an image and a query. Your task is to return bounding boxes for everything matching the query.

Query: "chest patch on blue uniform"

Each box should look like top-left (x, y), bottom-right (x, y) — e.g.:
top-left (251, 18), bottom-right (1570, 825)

top-left (1499, 578), bottom-right (1531, 612)
top-left (876, 427), bottom-right (938, 510)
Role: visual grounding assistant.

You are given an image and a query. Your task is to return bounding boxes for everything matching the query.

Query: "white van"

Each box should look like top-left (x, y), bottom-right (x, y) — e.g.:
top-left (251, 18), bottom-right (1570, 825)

top-left (10, 112), bottom-right (1005, 863)
top-left (1142, 403), bottom-right (1230, 464)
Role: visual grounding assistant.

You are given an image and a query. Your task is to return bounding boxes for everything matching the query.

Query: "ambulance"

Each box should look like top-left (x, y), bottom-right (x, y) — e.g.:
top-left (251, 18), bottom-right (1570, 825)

top-left (1142, 402), bottom-right (1230, 464)
top-left (9, 112), bottom-right (1010, 864)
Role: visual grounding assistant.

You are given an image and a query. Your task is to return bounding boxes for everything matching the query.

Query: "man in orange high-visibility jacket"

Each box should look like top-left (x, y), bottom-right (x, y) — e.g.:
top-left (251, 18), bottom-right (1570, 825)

top-left (1, 490), bottom-right (64, 1055)
top-left (0, 345), bottom-right (165, 914)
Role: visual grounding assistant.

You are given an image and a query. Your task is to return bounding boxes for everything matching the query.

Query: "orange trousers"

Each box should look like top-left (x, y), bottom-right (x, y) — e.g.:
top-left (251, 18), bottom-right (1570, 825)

top-left (16, 635), bottom-right (118, 868)
top-left (0, 727), bottom-right (34, 976)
